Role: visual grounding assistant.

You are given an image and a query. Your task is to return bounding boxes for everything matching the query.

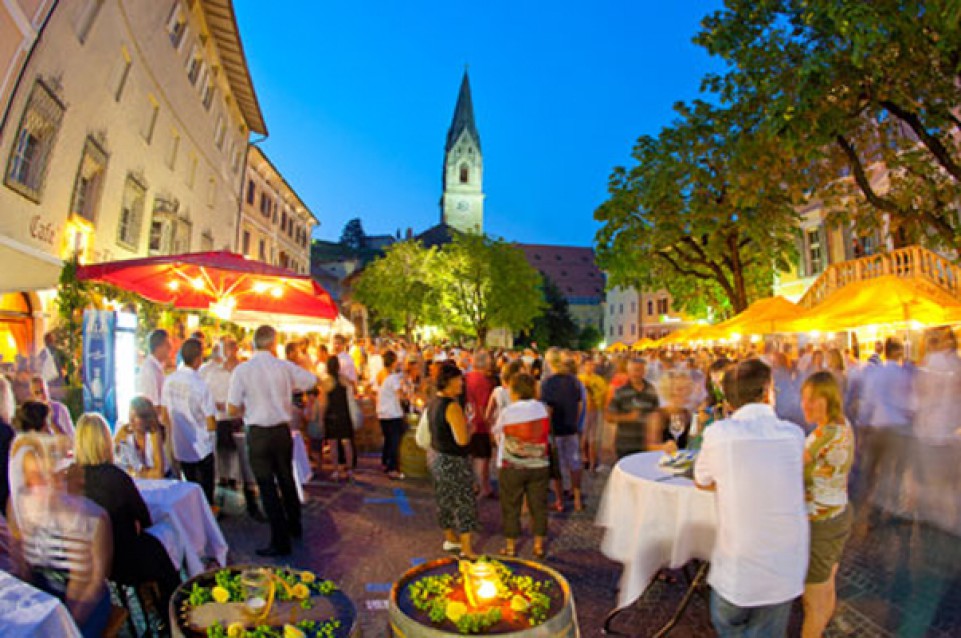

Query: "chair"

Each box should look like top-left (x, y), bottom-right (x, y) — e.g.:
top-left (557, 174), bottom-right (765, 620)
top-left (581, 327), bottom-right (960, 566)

top-left (110, 580), bottom-right (162, 638)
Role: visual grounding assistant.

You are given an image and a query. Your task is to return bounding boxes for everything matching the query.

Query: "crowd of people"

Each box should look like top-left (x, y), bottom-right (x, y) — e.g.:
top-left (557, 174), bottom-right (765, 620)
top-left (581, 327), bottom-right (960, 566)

top-left (0, 324), bottom-right (958, 637)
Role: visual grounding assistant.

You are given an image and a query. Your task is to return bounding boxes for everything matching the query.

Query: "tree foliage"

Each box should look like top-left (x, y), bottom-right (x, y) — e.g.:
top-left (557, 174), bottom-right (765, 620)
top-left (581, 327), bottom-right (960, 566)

top-left (339, 218), bottom-right (367, 251)
top-left (696, 0), bottom-right (961, 251)
top-left (595, 100), bottom-right (799, 315)
top-left (352, 240), bottom-right (439, 338)
top-left (524, 275), bottom-right (579, 348)
top-left (437, 234), bottom-right (545, 344)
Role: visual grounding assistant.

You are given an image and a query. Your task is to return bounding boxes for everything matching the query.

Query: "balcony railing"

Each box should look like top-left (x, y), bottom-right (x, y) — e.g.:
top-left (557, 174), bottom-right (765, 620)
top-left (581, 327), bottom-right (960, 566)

top-left (797, 245), bottom-right (961, 308)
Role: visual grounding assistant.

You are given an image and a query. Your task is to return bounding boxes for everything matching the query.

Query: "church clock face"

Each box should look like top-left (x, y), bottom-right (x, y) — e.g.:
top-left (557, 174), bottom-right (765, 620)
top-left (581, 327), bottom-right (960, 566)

top-left (456, 200), bottom-right (469, 212)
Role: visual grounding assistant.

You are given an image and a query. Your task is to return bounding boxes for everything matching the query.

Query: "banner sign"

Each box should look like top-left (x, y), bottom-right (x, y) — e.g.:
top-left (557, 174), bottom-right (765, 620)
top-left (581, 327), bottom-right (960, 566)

top-left (82, 310), bottom-right (117, 426)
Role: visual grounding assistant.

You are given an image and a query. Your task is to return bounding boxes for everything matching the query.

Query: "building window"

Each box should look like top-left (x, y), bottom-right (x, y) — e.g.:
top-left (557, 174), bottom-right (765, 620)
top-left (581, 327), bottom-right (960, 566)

top-left (70, 137), bottom-right (108, 223)
top-left (609, 305), bottom-right (614, 315)
top-left (631, 301), bottom-right (636, 313)
top-left (231, 143), bottom-right (242, 173)
top-left (75, 0), bottom-right (105, 43)
top-left (167, 3), bottom-right (187, 49)
top-left (186, 152), bottom-right (197, 188)
top-left (618, 325), bottom-right (623, 336)
top-left (246, 179), bottom-right (255, 205)
top-left (202, 76), bottom-right (215, 111)
top-left (206, 177), bottom-right (216, 208)
top-left (242, 230), bottom-right (251, 255)
top-left (657, 298), bottom-right (669, 314)
top-left (166, 129), bottom-right (180, 169)
top-left (117, 175), bottom-right (147, 249)
top-left (459, 163), bottom-right (469, 183)
top-left (631, 324), bottom-right (636, 336)
top-left (807, 228), bottom-right (823, 274)
top-left (148, 198), bottom-right (190, 255)
top-left (214, 113), bottom-right (226, 149)
top-left (258, 239), bottom-right (266, 261)
top-left (281, 211), bottom-right (287, 233)
top-left (112, 47), bottom-right (132, 102)
top-left (200, 230), bottom-right (213, 251)
top-left (5, 81), bottom-right (64, 202)
top-left (609, 325), bottom-right (614, 337)
top-left (142, 95), bottom-right (159, 143)
top-left (186, 43), bottom-right (203, 85)
top-left (618, 303), bottom-right (623, 314)
top-left (647, 300), bottom-right (653, 315)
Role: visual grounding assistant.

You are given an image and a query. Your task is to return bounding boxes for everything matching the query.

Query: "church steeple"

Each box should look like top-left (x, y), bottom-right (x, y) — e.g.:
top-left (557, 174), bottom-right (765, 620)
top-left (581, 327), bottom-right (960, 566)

top-left (441, 69), bottom-right (485, 234)
top-left (446, 70), bottom-right (481, 153)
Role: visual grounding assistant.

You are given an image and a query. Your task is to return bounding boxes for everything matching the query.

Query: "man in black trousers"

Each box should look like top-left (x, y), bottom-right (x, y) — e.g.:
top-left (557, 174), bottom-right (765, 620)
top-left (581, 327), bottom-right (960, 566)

top-left (227, 326), bottom-right (317, 556)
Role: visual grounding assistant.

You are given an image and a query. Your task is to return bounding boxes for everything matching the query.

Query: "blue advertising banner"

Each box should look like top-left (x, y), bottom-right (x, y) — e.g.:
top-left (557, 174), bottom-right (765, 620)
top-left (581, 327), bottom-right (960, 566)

top-left (82, 310), bottom-right (117, 427)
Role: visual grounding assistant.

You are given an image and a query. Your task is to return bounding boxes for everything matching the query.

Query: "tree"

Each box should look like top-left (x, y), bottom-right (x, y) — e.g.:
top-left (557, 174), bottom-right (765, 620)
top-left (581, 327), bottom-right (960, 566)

top-left (524, 275), bottom-right (579, 348)
top-left (437, 234), bottom-right (545, 344)
top-left (696, 0), bottom-right (961, 252)
top-left (595, 100), bottom-right (799, 315)
top-left (339, 218), bottom-right (367, 250)
top-left (577, 325), bottom-right (604, 352)
top-left (352, 240), bottom-right (440, 338)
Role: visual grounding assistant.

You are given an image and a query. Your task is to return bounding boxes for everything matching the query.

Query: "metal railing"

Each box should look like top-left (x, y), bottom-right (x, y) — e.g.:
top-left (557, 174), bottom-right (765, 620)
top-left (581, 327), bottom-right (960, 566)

top-left (797, 245), bottom-right (961, 308)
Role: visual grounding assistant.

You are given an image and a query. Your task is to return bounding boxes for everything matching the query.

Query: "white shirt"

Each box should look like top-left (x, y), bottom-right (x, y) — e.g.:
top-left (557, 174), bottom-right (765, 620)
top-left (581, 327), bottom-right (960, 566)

top-left (161, 366), bottom-right (216, 463)
top-left (227, 351), bottom-right (317, 427)
top-left (860, 361), bottom-right (915, 428)
top-left (915, 351), bottom-right (961, 444)
top-left (367, 354), bottom-right (385, 388)
top-left (38, 347), bottom-right (60, 384)
top-left (694, 403), bottom-right (808, 607)
top-left (336, 351), bottom-right (358, 384)
top-left (136, 354), bottom-right (166, 406)
top-left (199, 360), bottom-right (233, 420)
top-left (376, 372), bottom-right (405, 419)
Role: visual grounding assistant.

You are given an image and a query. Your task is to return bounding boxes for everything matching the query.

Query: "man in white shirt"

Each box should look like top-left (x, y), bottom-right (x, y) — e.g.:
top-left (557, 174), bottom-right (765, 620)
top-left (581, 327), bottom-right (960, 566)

top-left (376, 350), bottom-right (407, 479)
top-left (36, 332), bottom-right (63, 387)
top-left (367, 342), bottom-right (384, 390)
top-left (333, 334), bottom-right (358, 385)
top-left (137, 329), bottom-right (171, 407)
top-left (228, 326), bottom-right (317, 557)
top-left (856, 337), bottom-right (915, 525)
top-left (695, 359), bottom-right (808, 637)
top-left (161, 338), bottom-right (217, 505)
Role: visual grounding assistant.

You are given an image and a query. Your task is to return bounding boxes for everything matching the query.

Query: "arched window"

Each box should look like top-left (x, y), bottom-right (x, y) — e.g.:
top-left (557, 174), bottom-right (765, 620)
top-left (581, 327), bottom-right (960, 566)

top-left (459, 163), bottom-right (469, 183)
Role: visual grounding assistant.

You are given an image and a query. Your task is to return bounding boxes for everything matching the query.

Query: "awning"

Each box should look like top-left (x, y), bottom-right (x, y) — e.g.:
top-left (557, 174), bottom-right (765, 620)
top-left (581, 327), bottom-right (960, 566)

top-left (0, 235), bottom-right (62, 294)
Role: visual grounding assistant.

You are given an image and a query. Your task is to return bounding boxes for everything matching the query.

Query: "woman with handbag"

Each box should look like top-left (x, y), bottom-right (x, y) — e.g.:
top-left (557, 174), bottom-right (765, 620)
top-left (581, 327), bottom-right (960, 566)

top-left (322, 356), bottom-right (355, 482)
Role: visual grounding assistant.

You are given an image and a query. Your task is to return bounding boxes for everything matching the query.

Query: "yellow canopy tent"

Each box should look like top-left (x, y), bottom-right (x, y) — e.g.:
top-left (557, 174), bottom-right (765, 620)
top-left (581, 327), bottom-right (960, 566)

top-left (781, 275), bottom-right (961, 333)
top-left (657, 324), bottom-right (716, 346)
top-left (607, 341), bottom-right (629, 352)
top-left (701, 296), bottom-right (801, 340)
top-left (631, 337), bottom-right (657, 350)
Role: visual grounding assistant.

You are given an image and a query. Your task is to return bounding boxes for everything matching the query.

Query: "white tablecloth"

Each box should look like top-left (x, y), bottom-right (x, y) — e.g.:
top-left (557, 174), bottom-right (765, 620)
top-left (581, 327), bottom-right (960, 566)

top-left (0, 570), bottom-right (81, 638)
top-left (292, 431), bottom-right (313, 503)
top-left (136, 478), bottom-right (229, 577)
top-left (597, 451), bottom-right (717, 608)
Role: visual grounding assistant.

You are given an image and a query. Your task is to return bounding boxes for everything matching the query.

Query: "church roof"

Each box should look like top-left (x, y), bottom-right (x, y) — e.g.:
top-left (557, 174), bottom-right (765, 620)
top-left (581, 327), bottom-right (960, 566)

top-left (445, 70), bottom-right (481, 152)
top-left (416, 223), bottom-right (460, 249)
top-left (517, 244), bottom-right (606, 304)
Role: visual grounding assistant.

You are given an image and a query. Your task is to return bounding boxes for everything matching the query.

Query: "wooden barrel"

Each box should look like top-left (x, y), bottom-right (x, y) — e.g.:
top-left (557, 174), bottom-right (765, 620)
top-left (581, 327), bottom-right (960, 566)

top-left (399, 426), bottom-right (430, 479)
top-left (388, 557), bottom-right (579, 637)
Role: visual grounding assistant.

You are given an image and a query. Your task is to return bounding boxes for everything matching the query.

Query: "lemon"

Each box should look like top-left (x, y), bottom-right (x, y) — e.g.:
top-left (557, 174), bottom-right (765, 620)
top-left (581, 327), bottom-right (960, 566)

top-left (227, 622), bottom-right (245, 638)
top-left (445, 600), bottom-right (467, 623)
top-left (211, 586), bottom-right (230, 604)
top-left (300, 571), bottom-right (316, 584)
top-left (510, 594), bottom-right (530, 612)
top-left (291, 583), bottom-right (310, 600)
top-left (283, 625), bottom-right (305, 638)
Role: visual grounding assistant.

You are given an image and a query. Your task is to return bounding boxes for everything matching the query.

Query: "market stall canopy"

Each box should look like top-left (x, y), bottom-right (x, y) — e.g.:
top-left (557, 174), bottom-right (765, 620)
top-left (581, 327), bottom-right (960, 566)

top-left (607, 341), bottom-right (629, 352)
top-left (0, 235), bottom-right (63, 294)
top-left (75, 251), bottom-right (338, 322)
top-left (631, 338), bottom-right (657, 351)
top-left (782, 275), bottom-right (961, 333)
top-left (657, 324), bottom-right (714, 346)
top-left (700, 296), bottom-right (801, 341)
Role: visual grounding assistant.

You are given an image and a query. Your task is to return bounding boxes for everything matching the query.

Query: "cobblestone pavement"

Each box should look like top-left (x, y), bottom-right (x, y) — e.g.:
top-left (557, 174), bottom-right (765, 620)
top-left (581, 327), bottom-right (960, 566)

top-left (206, 453), bottom-right (960, 638)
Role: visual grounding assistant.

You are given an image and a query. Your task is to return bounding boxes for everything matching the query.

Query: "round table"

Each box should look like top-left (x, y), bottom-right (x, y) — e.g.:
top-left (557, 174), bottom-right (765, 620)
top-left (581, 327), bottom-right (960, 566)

top-left (596, 451), bottom-right (717, 608)
top-left (0, 570), bottom-right (81, 638)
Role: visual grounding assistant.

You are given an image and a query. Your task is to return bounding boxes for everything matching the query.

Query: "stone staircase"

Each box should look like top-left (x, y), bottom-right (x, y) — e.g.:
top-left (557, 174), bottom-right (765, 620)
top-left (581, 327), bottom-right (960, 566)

top-left (797, 245), bottom-right (961, 309)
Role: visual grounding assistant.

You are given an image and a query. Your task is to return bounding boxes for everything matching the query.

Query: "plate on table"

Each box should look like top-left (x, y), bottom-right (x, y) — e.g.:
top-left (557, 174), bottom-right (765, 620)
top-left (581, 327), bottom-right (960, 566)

top-left (657, 449), bottom-right (697, 475)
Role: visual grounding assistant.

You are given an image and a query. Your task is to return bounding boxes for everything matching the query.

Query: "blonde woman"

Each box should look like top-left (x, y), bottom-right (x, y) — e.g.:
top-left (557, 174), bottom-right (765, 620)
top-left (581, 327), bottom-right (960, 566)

top-left (74, 413), bottom-right (181, 619)
top-left (7, 432), bottom-right (113, 637)
top-left (799, 372), bottom-right (855, 638)
top-left (647, 370), bottom-right (694, 453)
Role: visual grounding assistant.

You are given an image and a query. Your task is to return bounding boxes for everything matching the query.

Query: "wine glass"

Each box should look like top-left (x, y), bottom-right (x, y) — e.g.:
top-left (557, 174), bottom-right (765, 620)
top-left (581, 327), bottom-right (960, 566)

top-left (241, 568), bottom-right (270, 618)
top-left (669, 413), bottom-right (686, 445)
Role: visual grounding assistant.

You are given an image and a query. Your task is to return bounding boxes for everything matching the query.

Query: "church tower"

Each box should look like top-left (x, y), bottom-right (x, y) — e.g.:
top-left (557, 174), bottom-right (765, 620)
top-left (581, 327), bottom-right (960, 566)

top-left (441, 70), bottom-right (484, 234)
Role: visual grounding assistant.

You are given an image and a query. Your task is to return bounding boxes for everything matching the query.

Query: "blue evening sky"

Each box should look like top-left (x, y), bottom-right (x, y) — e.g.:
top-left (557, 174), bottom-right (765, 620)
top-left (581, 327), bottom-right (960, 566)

top-left (233, 1), bottom-right (725, 247)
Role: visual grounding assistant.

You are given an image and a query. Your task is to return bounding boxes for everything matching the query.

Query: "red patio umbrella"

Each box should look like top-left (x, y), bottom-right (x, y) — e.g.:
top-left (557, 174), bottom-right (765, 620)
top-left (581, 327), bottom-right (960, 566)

top-left (75, 251), bottom-right (338, 321)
